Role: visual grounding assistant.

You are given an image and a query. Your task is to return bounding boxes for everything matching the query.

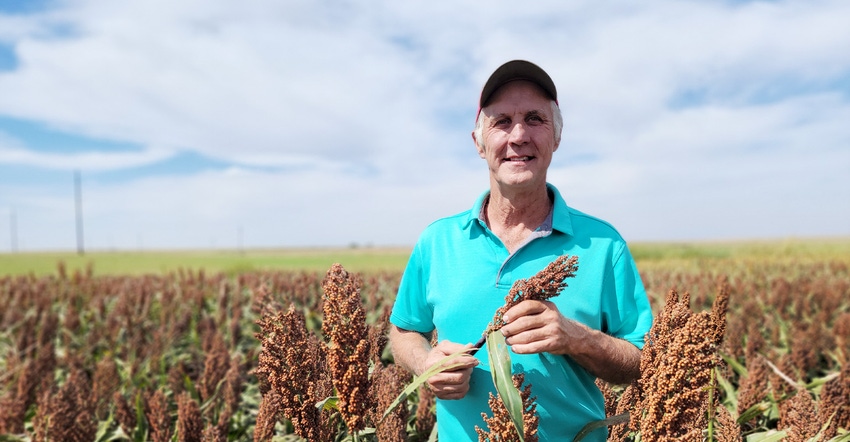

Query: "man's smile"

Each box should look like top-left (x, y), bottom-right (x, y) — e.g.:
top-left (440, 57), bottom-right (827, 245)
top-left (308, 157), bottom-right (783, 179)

top-left (504, 156), bottom-right (534, 162)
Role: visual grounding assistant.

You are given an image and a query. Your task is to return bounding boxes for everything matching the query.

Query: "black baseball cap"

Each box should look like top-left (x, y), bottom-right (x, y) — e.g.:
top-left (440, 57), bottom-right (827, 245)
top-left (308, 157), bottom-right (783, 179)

top-left (479, 60), bottom-right (558, 109)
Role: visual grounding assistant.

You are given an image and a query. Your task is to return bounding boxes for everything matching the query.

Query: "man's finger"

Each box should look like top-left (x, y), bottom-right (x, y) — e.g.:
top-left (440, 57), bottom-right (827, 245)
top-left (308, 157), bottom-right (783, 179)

top-left (502, 299), bottom-right (551, 323)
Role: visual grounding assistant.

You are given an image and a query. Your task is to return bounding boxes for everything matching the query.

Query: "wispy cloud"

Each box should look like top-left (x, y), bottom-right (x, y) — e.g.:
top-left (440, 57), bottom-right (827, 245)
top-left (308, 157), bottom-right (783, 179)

top-left (0, 144), bottom-right (175, 170)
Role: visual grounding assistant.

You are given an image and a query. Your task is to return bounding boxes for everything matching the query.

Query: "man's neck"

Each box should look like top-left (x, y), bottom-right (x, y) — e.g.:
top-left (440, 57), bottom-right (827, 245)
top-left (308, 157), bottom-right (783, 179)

top-left (484, 183), bottom-right (552, 252)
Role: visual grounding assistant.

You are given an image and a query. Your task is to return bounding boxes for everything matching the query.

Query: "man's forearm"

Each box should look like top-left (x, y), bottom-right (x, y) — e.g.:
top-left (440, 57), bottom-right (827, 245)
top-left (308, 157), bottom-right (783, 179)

top-left (567, 323), bottom-right (642, 385)
top-left (389, 325), bottom-right (433, 376)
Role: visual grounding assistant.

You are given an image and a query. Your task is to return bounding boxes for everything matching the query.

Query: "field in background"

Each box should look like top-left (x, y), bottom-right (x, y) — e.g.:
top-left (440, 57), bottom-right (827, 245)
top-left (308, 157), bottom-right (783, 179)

top-left (0, 246), bottom-right (414, 277)
top-left (1, 237), bottom-right (848, 440)
top-left (1, 237), bottom-right (848, 277)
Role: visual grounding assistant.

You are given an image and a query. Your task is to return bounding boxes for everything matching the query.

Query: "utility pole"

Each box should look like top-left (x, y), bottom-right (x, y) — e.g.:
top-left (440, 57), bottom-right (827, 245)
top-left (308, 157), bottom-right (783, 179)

top-left (237, 224), bottom-right (244, 254)
top-left (9, 207), bottom-right (17, 253)
top-left (74, 170), bottom-right (84, 255)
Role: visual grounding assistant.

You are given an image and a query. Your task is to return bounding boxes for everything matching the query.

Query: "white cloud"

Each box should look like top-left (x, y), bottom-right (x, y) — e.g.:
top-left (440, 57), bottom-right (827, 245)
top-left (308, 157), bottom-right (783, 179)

top-left (0, 0), bottom-right (474, 168)
top-left (0, 0), bottom-right (848, 251)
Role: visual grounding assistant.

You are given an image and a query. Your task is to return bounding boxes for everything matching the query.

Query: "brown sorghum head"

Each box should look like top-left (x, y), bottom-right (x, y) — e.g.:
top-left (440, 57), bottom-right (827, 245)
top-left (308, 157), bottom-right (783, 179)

top-left (32, 369), bottom-right (97, 442)
top-left (321, 263), bottom-right (373, 433)
top-left (369, 362), bottom-right (410, 441)
top-left (475, 373), bottom-right (539, 442)
top-left (630, 286), bottom-right (729, 441)
top-left (145, 388), bottom-right (174, 442)
top-left (834, 312), bottom-right (850, 365)
top-left (486, 255), bottom-right (578, 335)
top-left (255, 304), bottom-right (337, 441)
top-left (253, 390), bottom-right (282, 442)
top-left (778, 388), bottom-right (819, 442)
top-left (714, 404), bottom-right (744, 442)
top-left (818, 363), bottom-right (850, 439)
top-left (415, 383), bottom-right (437, 438)
top-left (202, 426), bottom-right (223, 442)
top-left (113, 391), bottom-right (137, 437)
top-left (710, 284), bottom-right (730, 348)
top-left (368, 304), bottom-right (392, 365)
top-left (215, 355), bottom-right (246, 435)
top-left (0, 358), bottom-right (31, 435)
top-left (736, 354), bottom-right (770, 419)
top-left (595, 378), bottom-right (618, 419)
top-left (198, 328), bottom-right (231, 405)
top-left (0, 392), bottom-right (25, 435)
top-left (177, 392), bottom-right (204, 442)
top-left (92, 357), bottom-right (121, 420)
top-left (744, 321), bottom-right (766, 361)
top-left (609, 384), bottom-right (637, 442)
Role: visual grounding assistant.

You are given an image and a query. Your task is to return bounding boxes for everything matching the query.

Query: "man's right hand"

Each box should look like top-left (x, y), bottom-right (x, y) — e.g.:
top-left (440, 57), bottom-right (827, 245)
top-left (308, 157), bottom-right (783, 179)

top-left (389, 326), bottom-right (479, 401)
top-left (422, 340), bottom-right (479, 400)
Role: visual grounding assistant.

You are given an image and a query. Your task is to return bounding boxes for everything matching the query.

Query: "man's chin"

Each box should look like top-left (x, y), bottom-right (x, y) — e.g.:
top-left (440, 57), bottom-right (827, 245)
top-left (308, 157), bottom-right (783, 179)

top-left (493, 173), bottom-right (545, 189)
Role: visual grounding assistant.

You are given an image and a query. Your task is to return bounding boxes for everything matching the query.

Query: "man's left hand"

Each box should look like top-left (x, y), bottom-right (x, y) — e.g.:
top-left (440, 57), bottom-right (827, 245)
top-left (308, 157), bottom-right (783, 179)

top-left (499, 300), bottom-right (579, 355)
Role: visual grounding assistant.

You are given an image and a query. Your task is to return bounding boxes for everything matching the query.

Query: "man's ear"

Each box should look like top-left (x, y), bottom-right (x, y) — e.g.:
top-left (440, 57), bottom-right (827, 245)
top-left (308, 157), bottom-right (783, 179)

top-left (472, 132), bottom-right (485, 158)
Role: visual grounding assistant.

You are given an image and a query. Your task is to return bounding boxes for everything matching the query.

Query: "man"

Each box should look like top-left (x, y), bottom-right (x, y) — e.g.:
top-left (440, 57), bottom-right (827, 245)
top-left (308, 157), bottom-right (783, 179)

top-left (389, 60), bottom-right (653, 441)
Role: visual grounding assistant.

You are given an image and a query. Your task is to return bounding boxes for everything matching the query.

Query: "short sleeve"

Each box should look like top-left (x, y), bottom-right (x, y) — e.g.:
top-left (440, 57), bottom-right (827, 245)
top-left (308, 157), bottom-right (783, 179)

top-left (604, 244), bottom-right (653, 349)
top-left (390, 243), bottom-right (436, 334)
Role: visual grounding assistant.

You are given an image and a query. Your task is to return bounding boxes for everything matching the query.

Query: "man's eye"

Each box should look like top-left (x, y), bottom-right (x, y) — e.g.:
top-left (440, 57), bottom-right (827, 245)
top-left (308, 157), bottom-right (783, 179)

top-left (495, 118), bottom-right (511, 126)
top-left (528, 115), bottom-right (544, 123)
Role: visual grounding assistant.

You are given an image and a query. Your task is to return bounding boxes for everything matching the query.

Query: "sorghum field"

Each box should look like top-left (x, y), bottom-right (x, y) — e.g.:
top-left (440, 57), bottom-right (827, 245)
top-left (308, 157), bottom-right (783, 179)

top-left (0, 242), bottom-right (848, 441)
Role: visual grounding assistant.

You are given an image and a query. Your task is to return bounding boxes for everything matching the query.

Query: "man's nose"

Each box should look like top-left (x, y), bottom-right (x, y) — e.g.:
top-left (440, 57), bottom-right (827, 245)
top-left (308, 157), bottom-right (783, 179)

top-left (508, 122), bottom-right (529, 144)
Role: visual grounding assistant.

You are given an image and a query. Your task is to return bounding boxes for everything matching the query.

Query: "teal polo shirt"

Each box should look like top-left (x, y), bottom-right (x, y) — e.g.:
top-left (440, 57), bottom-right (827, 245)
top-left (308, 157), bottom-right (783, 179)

top-left (390, 183), bottom-right (653, 441)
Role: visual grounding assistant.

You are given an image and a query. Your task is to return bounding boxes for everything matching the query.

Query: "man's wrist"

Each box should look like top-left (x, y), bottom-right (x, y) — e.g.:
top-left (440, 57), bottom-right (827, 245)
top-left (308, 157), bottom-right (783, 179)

top-left (560, 318), bottom-right (594, 357)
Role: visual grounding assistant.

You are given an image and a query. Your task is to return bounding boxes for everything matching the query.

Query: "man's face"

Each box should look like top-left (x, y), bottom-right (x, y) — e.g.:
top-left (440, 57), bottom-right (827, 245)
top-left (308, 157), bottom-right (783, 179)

top-left (475, 80), bottom-right (559, 191)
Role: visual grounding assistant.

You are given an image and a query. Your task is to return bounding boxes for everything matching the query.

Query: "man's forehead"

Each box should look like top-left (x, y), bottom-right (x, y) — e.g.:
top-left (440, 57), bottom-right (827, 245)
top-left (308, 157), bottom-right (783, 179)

top-left (483, 82), bottom-right (553, 117)
top-left (482, 105), bottom-right (549, 119)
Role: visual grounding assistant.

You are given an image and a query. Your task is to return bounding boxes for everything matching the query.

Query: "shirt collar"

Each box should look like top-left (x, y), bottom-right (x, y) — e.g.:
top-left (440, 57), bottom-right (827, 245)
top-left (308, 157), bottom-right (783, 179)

top-left (548, 183), bottom-right (574, 236)
top-left (465, 183), bottom-right (574, 237)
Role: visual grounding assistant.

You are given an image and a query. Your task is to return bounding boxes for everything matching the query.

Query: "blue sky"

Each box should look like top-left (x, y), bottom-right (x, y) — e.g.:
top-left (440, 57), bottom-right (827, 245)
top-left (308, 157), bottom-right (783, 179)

top-left (0, 0), bottom-right (848, 251)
